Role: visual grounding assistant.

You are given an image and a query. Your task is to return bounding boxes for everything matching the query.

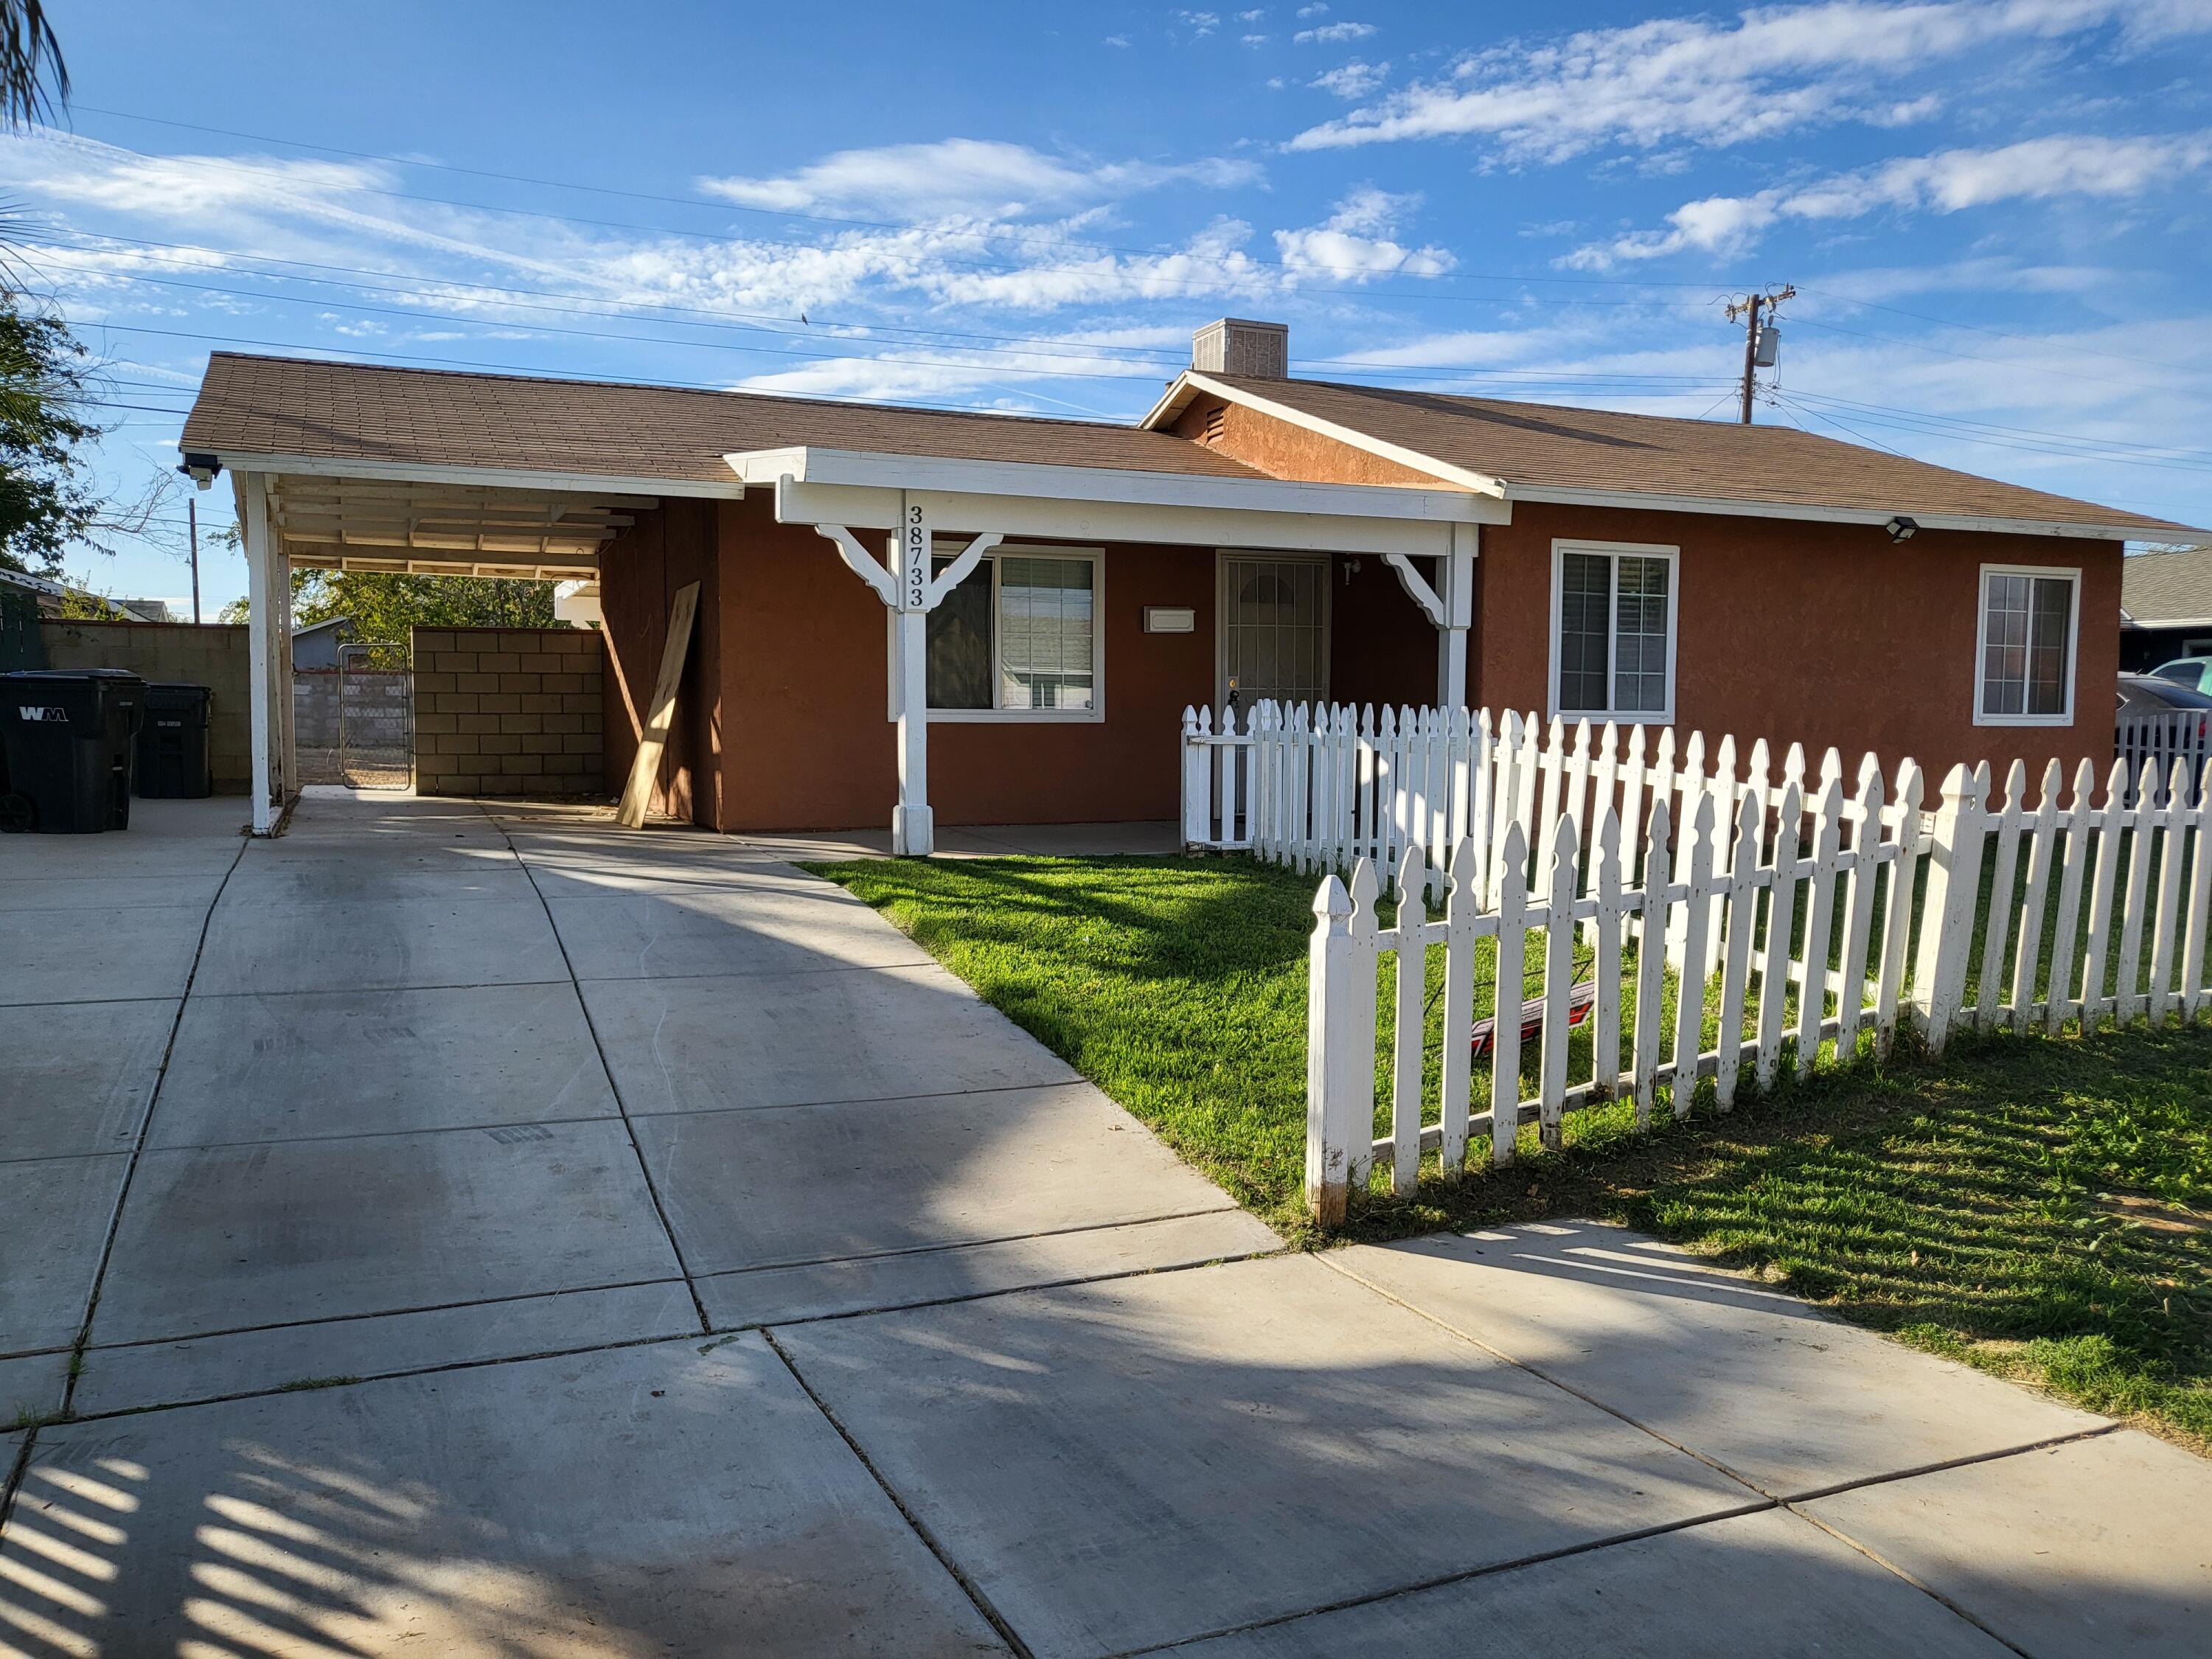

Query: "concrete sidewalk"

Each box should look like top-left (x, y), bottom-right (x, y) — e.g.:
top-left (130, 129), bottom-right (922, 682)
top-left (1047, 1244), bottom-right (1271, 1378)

top-left (2, 789), bottom-right (2205, 1655)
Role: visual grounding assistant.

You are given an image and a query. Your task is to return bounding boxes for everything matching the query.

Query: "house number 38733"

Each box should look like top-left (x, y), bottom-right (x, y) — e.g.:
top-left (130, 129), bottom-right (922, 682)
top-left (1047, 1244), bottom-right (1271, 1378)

top-left (904, 504), bottom-right (928, 609)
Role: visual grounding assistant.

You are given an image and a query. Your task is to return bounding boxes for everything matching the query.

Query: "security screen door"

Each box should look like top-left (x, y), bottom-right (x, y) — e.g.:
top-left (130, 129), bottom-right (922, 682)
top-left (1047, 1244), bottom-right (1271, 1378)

top-left (1220, 555), bottom-right (1328, 714)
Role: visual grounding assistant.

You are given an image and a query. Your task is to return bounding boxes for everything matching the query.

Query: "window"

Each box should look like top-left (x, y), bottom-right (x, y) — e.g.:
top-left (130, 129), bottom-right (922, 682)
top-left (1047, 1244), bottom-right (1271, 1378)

top-left (1549, 540), bottom-right (1678, 722)
top-left (1976, 566), bottom-right (2077, 725)
top-left (916, 547), bottom-right (1102, 720)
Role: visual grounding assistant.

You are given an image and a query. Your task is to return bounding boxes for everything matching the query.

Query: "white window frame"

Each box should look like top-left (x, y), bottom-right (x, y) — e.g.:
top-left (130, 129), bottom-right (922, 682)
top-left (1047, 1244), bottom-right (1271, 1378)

top-left (1974, 563), bottom-right (2080, 728)
top-left (888, 543), bottom-right (1106, 724)
top-left (1547, 538), bottom-right (1680, 725)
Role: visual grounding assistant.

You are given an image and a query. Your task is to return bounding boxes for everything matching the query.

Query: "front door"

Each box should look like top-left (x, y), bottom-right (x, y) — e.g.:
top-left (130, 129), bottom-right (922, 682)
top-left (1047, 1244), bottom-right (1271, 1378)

top-left (1219, 554), bottom-right (1329, 717)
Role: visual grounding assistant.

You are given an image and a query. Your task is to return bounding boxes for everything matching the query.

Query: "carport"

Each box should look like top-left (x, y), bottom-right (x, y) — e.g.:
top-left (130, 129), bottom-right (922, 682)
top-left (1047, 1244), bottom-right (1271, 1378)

top-left (209, 465), bottom-right (679, 832)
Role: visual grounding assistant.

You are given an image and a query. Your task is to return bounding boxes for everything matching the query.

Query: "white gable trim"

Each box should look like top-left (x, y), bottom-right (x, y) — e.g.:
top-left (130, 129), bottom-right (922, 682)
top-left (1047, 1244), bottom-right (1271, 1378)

top-left (1140, 371), bottom-right (1506, 497)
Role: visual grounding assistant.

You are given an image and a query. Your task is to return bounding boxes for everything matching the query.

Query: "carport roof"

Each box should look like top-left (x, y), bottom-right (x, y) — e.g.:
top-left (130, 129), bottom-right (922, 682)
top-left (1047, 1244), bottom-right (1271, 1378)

top-left (183, 352), bottom-right (1267, 490)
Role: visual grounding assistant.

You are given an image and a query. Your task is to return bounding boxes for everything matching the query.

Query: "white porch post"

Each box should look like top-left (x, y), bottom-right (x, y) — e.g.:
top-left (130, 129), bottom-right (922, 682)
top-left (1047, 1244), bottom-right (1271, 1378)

top-left (242, 470), bottom-right (276, 834)
top-left (1436, 523), bottom-right (1476, 710)
top-left (1384, 525), bottom-right (1478, 711)
top-left (815, 493), bottom-right (1000, 857)
top-left (892, 499), bottom-right (932, 853)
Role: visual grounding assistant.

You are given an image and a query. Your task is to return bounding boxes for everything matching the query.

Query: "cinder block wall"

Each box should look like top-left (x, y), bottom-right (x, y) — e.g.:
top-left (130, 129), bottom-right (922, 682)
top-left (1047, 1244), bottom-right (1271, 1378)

top-left (410, 626), bottom-right (605, 798)
top-left (38, 620), bottom-right (252, 793)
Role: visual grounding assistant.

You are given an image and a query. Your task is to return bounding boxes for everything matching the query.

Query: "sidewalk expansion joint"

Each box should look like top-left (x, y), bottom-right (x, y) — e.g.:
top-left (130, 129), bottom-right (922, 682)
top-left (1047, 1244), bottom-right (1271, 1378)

top-left (764, 1327), bottom-right (1037, 1659)
top-left (484, 803), bottom-right (712, 1336)
top-left (2, 828), bottom-right (251, 1534)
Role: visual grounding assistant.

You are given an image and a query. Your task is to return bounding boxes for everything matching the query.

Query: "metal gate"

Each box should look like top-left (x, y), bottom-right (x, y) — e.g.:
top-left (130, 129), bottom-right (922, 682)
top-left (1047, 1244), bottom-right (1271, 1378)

top-left (333, 641), bottom-right (413, 788)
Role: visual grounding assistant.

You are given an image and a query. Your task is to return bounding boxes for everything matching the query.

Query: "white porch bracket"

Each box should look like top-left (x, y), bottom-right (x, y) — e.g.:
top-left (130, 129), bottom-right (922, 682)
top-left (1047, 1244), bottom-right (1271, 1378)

top-left (815, 496), bottom-right (1002, 856)
top-left (1387, 523), bottom-right (1477, 709)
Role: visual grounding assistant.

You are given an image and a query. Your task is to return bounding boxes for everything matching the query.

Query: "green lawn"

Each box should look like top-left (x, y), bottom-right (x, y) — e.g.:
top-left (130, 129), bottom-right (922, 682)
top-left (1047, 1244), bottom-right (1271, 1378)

top-left (812, 852), bottom-right (2212, 1452)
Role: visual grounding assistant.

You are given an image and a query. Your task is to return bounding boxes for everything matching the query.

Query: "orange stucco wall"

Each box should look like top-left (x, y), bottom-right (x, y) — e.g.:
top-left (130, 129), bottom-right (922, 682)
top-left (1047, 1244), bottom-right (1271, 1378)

top-left (596, 427), bottom-right (2123, 832)
top-left (599, 498), bottom-right (723, 828)
top-left (1473, 503), bottom-right (2122, 780)
top-left (1170, 395), bottom-right (1439, 487)
top-left (705, 495), bottom-right (1217, 831)
top-left (1331, 553), bottom-right (1439, 710)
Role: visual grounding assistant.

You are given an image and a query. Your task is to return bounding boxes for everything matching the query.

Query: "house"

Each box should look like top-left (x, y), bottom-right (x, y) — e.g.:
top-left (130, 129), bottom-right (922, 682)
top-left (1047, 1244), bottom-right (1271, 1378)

top-left (2119, 544), bottom-right (2212, 671)
top-left (178, 323), bottom-right (2194, 844)
top-left (291, 614), bottom-right (356, 670)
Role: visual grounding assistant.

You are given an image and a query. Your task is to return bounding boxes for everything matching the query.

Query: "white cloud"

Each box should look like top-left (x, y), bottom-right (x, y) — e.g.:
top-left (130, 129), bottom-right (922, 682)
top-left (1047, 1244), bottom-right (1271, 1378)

top-left (1565, 131), bottom-right (2212, 265)
top-left (1105, 32), bottom-right (1130, 46)
top-left (1179, 10), bottom-right (1222, 36)
top-left (1273, 187), bottom-right (1454, 279)
top-left (698, 139), bottom-right (1259, 223)
top-left (1310, 58), bottom-right (1389, 97)
top-left (1289, 0), bottom-right (2212, 159)
top-left (1295, 20), bottom-right (1375, 43)
top-left (1297, 1), bottom-right (1329, 15)
top-left (1243, 33), bottom-right (1271, 45)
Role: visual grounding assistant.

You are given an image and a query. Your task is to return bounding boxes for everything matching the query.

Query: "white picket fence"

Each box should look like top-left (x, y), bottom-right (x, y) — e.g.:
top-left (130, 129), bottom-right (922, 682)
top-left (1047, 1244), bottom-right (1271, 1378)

top-left (2118, 708), bottom-right (2210, 805)
top-left (1183, 700), bottom-right (1894, 935)
top-left (1304, 747), bottom-right (2212, 1222)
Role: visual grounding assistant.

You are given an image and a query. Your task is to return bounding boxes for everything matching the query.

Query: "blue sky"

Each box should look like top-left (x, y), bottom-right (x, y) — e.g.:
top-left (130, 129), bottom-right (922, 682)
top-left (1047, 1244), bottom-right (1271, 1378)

top-left (12, 0), bottom-right (2212, 614)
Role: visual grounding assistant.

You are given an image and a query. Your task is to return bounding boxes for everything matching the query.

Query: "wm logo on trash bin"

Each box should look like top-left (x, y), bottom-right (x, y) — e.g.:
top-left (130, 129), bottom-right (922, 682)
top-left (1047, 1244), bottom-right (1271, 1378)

top-left (15, 706), bottom-right (68, 722)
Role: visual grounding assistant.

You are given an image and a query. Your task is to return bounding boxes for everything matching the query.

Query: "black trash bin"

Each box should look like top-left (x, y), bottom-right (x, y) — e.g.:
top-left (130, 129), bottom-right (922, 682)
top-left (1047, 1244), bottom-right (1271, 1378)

top-left (136, 682), bottom-right (215, 799)
top-left (0, 669), bottom-right (146, 832)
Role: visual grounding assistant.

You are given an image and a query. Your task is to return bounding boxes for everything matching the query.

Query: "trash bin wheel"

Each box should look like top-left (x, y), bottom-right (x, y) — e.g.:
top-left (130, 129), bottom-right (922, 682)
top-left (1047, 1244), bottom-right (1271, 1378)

top-left (0, 791), bottom-right (35, 833)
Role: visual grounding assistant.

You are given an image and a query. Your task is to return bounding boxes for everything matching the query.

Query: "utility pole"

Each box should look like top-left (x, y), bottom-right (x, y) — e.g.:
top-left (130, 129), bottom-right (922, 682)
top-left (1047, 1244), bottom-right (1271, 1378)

top-left (1725, 283), bottom-right (1793, 424)
top-left (188, 495), bottom-right (202, 624)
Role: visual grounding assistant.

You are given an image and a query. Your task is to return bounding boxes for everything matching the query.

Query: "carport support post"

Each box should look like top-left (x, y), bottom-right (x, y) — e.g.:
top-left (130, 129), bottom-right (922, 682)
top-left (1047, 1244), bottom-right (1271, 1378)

top-left (242, 470), bottom-right (276, 834)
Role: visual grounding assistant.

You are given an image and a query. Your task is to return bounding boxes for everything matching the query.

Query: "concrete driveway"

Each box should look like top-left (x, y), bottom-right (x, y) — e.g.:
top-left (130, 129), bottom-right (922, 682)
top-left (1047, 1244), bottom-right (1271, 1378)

top-left (1, 789), bottom-right (2205, 1656)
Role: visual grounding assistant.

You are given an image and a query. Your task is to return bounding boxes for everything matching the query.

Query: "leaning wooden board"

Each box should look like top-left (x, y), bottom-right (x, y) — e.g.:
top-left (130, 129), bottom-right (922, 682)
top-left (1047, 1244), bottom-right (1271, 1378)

top-left (616, 580), bottom-right (700, 829)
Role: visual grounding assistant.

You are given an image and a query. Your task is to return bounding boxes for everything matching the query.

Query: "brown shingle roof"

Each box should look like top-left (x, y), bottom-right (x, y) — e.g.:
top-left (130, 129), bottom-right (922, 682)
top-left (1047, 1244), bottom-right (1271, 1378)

top-left (182, 353), bottom-right (1266, 486)
top-left (1203, 373), bottom-right (2192, 536)
top-left (2123, 544), bottom-right (2212, 624)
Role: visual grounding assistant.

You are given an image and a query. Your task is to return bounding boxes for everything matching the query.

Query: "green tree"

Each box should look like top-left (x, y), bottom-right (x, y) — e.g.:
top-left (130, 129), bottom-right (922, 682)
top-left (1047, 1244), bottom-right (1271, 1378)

top-left (0, 291), bottom-right (98, 575)
top-left (224, 567), bottom-right (559, 641)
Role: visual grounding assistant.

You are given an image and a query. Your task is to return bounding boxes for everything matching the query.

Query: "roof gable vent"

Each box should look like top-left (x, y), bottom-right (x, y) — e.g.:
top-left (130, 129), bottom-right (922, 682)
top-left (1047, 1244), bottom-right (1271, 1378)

top-left (1193, 318), bottom-right (1288, 380)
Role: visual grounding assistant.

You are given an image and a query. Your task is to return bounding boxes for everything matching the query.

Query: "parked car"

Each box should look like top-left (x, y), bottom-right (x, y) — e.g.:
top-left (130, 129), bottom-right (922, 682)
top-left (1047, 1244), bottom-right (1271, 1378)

top-left (2149, 657), bottom-right (2212, 694)
top-left (2120, 672), bottom-right (2212, 712)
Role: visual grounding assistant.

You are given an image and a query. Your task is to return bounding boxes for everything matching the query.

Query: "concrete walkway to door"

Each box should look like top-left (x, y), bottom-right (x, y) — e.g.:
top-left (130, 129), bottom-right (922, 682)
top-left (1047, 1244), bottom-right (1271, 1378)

top-left (1, 787), bottom-right (2207, 1656)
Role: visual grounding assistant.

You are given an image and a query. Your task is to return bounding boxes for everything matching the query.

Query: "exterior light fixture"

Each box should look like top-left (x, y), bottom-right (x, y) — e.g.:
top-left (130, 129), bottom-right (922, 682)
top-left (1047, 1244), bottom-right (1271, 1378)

top-left (178, 453), bottom-right (222, 490)
top-left (1886, 515), bottom-right (1918, 543)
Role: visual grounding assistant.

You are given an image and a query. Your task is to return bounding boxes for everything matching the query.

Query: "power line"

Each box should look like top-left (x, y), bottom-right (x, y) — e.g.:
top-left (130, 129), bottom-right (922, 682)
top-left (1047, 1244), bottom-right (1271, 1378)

top-left (1787, 315), bottom-right (2175, 396)
top-left (1797, 284), bottom-right (2192, 377)
top-left (1784, 392), bottom-right (2212, 478)
top-left (60, 106), bottom-right (1726, 299)
top-left (1787, 390), bottom-right (2212, 465)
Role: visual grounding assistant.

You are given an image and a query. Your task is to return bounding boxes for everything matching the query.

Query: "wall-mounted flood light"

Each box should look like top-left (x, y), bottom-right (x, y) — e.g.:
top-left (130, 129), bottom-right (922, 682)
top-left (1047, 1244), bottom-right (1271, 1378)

top-left (178, 453), bottom-right (221, 490)
top-left (1886, 515), bottom-right (1918, 543)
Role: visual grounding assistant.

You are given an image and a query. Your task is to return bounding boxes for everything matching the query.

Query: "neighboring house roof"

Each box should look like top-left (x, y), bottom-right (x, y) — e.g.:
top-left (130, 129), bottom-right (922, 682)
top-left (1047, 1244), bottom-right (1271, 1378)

top-left (0, 567), bottom-right (66, 599)
top-left (1144, 371), bottom-right (2194, 539)
top-left (183, 352), bottom-right (1267, 490)
top-left (293, 614), bottom-right (352, 637)
top-left (2121, 545), bottom-right (2212, 627)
